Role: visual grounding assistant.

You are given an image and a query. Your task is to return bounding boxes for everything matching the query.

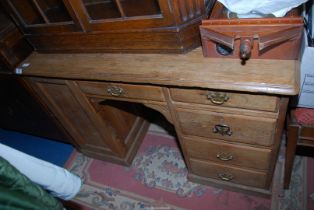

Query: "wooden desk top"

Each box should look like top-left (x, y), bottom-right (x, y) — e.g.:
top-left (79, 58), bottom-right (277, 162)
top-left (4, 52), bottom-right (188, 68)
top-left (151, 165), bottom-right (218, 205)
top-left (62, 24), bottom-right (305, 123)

top-left (18, 48), bottom-right (299, 95)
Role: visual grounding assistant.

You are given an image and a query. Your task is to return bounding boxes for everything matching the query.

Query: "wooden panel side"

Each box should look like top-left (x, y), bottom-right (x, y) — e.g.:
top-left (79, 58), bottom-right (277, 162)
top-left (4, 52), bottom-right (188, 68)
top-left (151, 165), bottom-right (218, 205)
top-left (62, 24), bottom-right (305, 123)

top-left (25, 78), bottom-right (111, 152)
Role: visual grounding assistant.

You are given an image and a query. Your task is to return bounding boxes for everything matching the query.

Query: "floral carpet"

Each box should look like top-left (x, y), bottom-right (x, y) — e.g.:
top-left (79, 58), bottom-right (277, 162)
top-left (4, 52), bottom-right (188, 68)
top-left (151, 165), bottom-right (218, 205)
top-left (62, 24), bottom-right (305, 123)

top-left (65, 131), bottom-right (312, 210)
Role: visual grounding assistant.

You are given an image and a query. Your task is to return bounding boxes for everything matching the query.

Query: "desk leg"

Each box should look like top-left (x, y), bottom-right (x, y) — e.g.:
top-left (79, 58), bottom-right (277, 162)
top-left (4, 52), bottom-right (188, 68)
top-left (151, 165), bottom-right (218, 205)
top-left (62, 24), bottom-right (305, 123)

top-left (284, 121), bottom-right (299, 189)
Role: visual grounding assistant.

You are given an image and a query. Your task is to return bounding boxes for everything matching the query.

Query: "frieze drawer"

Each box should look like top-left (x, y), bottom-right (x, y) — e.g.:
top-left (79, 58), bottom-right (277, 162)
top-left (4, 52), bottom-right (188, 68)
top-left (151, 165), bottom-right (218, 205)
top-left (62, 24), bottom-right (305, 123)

top-left (183, 137), bottom-right (272, 170)
top-left (189, 158), bottom-right (268, 189)
top-left (170, 88), bottom-right (279, 112)
top-left (176, 108), bottom-right (277, 146)
top-left (77, 81), bottom-right (165, 102)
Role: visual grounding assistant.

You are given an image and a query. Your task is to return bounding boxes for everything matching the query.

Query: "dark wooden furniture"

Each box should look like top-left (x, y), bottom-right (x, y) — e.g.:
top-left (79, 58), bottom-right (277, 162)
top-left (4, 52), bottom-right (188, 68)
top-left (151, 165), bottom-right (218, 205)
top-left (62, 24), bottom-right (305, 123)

top-left (284, 109), bottom-right (314, 188)
top-left (199, 2), bottom-right (303, 61)
top-left (0, 2), bottom-right (301, 195)
top-left (0, 8), bottom-right (32, 73)
top-left (17, 49), bottom-right (299, 195)
top-left (1, 0), bottom-right (214, 53)
top-left (25, 77), bottom-right (149, 165)
top-left (0, 8), bottom-right (69, 142)
top-left (0, 75), bottom-right (72, 142)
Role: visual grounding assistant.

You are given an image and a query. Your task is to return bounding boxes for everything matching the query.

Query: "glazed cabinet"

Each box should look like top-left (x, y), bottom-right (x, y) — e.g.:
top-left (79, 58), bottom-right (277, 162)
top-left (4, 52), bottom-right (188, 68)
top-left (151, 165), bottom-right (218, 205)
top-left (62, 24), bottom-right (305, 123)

top-left (2, 0), bottom-right (214, 53)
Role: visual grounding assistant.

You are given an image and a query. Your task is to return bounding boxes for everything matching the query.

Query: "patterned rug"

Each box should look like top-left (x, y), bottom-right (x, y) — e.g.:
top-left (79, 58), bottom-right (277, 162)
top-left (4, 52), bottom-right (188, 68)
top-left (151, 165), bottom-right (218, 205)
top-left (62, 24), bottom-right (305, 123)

top-left (65, 131), bottom-right (312, 210)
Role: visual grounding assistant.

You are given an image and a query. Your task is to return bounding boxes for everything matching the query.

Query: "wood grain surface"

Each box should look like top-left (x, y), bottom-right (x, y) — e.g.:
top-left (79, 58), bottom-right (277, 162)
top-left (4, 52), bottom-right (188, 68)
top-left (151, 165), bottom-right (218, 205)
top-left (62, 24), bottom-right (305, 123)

top-left (19, 48), bottom-right (299, 95)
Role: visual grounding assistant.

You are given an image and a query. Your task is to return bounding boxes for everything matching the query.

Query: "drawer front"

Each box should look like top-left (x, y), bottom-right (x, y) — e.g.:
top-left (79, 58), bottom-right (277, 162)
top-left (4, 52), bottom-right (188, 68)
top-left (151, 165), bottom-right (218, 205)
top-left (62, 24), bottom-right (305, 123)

top-left (177, 109), bottom-right (276, 146)
top-left (301, 126), bottom-right (314, 140)
top-left (189, 158), bottom-right (268, 188)
top-left (77, 81), bottom-right (165, 102)
top-left (183, 137), bottom-right (272, 170)
top-left (170, 88), bottom-right (278, 112)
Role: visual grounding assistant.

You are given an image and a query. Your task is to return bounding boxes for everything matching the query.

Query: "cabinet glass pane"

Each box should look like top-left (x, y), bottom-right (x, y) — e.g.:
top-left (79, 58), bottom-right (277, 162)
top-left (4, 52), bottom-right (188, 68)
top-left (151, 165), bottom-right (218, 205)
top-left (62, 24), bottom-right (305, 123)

top-left (10, 0), bottom-right (72, 25)
top-left (121, 0), bottom-right (161, 17)
top-left (83, 0), bottom-right (121, 20)
top-left (37, 0), bottom-right (72, 23)
top-left (10, 0), bottom-right (45, 25)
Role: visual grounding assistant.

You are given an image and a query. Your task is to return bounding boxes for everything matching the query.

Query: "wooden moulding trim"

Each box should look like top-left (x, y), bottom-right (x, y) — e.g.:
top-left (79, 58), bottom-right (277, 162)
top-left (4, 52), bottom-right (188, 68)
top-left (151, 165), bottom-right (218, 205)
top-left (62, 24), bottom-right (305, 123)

top-left (21, 74), bottom-right (298, 96)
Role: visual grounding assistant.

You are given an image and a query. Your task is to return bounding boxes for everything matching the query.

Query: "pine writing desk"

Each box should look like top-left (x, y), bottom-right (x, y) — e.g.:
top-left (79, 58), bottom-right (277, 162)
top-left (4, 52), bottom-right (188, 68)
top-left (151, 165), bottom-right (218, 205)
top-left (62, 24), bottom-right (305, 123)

top-left (17, 47), bottom-right (299, 195)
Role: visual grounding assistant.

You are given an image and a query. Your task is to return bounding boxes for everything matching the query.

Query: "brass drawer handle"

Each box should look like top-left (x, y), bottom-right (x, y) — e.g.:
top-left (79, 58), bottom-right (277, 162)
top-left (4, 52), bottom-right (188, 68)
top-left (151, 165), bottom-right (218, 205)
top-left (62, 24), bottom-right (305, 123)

top-left (207, 92), bottom-right (229, 105)
top-left (216, 153), bottom-right (233, 161)
top-left (218, 173), bottom-right (234, 181)
top-left (107, 86), bottom-right (124, 97)
top-left (213, 124), bottom-right (233, 136)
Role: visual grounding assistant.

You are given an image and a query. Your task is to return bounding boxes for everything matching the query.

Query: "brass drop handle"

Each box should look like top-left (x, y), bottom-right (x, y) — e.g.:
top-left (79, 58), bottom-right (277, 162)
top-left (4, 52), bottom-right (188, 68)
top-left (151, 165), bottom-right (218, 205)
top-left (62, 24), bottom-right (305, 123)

top-left (213, 124), bottom-right (232, 136)
top-left (207, 92), bottom-right (229, 105)
top-left (216, 153), bottom-right (233, 161)
top-left (218, 173), bottom-right (234, 181)
top-left (107, 86), bottom-right (124, 97)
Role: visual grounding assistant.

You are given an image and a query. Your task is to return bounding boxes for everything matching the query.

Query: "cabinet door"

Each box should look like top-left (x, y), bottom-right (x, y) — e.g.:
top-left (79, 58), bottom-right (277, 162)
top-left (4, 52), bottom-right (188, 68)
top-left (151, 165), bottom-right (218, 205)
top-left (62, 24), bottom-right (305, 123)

top-left (25, 77), bottom-right (129, 159)
top-left (0, 75), bottom-right (69, 142)
top-left (2, 0), bottom-right (82, 34)
top-left (73, 0), bottom-right (174, 31)
top-left (66, 0), bottom-right (206, 31)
